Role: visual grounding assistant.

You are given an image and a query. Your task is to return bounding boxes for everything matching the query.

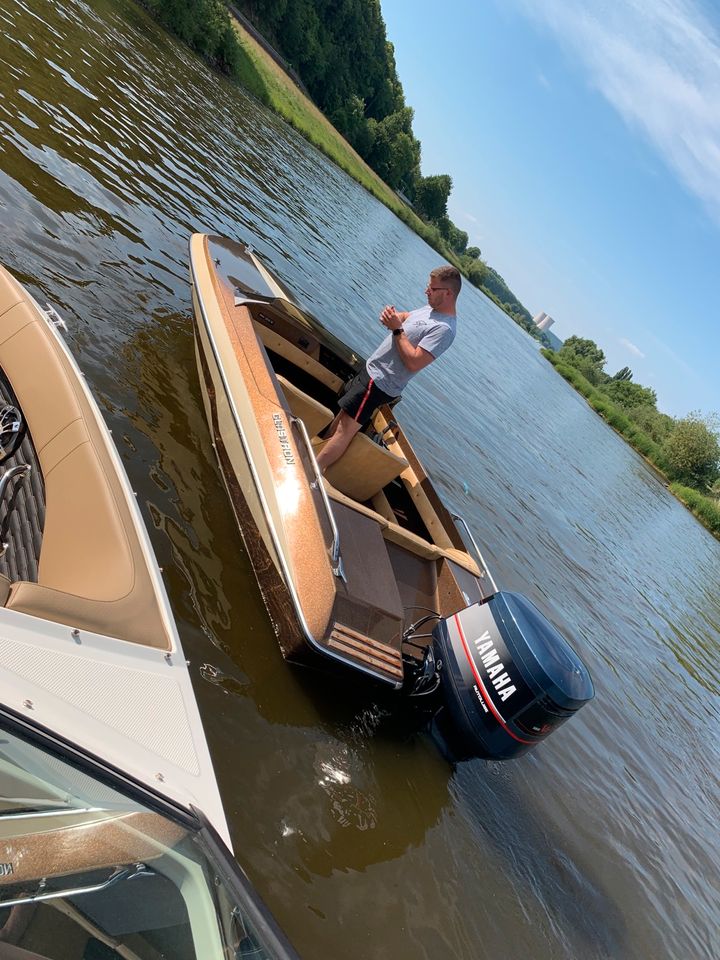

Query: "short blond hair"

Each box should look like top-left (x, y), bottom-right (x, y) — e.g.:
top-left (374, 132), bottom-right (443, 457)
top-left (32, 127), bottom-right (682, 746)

top-left (430, 265), bottom-right (461, 297)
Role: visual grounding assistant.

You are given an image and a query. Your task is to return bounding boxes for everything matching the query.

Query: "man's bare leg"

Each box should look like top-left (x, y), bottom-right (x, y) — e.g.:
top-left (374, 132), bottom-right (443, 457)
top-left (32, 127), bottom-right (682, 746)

top-left (322, 411), bottom-right (342, 440)
top-left (316, 411), bottom-right (362, 472)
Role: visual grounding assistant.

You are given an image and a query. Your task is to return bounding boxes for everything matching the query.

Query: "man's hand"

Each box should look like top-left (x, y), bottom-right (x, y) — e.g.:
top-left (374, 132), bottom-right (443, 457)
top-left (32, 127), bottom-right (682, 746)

top-left (380, 305), bottom-right (407, 330)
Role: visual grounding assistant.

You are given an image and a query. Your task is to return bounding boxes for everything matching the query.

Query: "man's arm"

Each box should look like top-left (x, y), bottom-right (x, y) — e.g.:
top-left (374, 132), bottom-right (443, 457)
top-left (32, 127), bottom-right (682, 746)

top-left (379, 306), bottom-right (435, 372)
top-left (392, 333), bottom-right (435, 372)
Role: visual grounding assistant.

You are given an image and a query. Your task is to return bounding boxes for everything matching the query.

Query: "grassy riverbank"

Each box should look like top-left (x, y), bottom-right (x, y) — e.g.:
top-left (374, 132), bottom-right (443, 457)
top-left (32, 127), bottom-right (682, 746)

top-left (228, 16), bottom-right (548, 335)
top-left (228, 15), bottom-right (455, 257)
top-left (141, 0), bottom-right (545, 342)
top-left (542, 349), bottom-right (720, 540)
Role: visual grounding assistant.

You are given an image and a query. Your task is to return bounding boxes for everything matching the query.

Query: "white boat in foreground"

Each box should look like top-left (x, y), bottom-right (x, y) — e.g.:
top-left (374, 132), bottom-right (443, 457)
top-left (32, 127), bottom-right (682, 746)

top-left (0, 265), bottom-right (297, 960)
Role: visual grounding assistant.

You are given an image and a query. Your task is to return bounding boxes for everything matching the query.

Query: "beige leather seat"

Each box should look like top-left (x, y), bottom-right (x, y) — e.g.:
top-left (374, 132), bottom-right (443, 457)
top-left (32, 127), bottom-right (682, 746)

top-left (313, 433), bottom-right (409, 503)
top-left (0, 267), bottom-right (171, 649)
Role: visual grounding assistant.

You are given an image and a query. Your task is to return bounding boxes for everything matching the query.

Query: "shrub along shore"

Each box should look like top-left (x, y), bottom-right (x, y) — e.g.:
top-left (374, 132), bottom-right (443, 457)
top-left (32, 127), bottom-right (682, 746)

top-left (542, 350), bottom-right (720, 540)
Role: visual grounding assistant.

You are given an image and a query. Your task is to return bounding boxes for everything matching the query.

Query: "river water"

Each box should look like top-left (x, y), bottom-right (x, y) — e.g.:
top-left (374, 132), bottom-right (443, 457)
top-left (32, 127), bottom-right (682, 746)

top-left (2, 1), bottom-right (719, 957)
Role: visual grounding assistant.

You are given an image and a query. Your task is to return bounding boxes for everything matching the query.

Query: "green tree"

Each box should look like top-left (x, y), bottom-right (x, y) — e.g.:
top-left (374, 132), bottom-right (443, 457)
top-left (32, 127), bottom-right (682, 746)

top-left (626, 406), bottom-right (675, 444)
top-left (144, 0), bottom-right (240, 71)
top-left (414, 174), bottom-right (452, 221)
top-left (333, 94), bottom-right (374, 157)
top-left (602, 380), bottom-right (657, 410)
top-left (465, 246), bottom-right (481, 259)
top-left (365, 107), bottom-right (419, 188)
top-left (559, 336), bottom-right (606, 368)
top-left (661, 413), bottom-right (720, 489)
top-left (434, 215), bottom-right (467, 254)
top-left (612, 366), bottom-right (633, 381)
top-left (558, 336), bottom-right (606, 382)
top-left (465, 259), bottom-right (487, 287)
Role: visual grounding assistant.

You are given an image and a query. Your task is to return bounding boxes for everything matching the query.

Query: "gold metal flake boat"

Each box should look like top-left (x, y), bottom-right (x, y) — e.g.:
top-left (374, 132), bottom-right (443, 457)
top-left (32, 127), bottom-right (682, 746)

top-left (190, 233), bottom-right (496, 690)
top-left (190, 234), bottom-right (595, 764)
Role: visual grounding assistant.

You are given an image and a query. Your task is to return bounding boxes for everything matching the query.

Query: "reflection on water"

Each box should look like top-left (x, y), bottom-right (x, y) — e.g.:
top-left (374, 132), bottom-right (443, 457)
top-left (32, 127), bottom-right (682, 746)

top-left (1, 0), bottom-right (720, 957)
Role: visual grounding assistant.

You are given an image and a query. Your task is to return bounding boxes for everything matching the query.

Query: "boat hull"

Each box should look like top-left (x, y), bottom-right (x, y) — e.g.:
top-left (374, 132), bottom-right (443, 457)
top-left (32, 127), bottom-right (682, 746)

top-left (189, 233), bottom-right (492, 689)
top-left (190, 237), bottom-right (406, 684)
top-left (193, 320), bottom-right (310, 659)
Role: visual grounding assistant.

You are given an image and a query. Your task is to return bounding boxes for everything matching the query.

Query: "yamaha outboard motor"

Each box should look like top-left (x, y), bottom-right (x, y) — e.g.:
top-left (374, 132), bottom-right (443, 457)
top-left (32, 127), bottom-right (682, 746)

top-left (432, 592), bottom-right (594, 760)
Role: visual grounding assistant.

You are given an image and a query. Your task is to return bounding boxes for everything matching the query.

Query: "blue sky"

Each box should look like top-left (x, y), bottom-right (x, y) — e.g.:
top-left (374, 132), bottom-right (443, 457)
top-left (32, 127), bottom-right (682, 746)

top-left (380, 0), bottom-right (720, 418)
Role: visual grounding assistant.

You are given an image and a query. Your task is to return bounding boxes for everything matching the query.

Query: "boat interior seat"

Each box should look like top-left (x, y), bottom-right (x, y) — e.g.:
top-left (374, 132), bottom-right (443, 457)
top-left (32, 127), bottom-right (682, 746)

top-left (0, 276), bottom-right (171, 650)
top-left (322, 479), bottom-right (445, 561)
top-left (323, 478), bottom-right (389, 528)
top-left (276, 374), bottom-right (333, 438)
top-left (313, 433), bottom-right (409, 502)
top-left (382, 522), bottom-right (444, 560)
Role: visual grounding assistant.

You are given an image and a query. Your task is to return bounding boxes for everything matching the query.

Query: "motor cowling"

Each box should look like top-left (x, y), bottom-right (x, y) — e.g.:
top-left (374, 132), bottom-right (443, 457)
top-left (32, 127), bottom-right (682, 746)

top-left (432, 592), bottom-right (594, 760)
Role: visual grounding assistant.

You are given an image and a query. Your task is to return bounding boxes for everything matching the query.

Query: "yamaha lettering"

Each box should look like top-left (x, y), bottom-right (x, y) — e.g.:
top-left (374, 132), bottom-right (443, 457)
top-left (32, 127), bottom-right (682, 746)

top-left (452, 603), bottom-right (536, 730)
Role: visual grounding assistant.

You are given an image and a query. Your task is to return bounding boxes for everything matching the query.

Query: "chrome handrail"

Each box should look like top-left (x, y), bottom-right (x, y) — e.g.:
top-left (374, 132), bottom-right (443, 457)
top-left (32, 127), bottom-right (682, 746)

top-left (0, 463), bottom-right (31, 502)
top-left (0, 463), bottom-right (32, 555)
top-left (0, 864), bottom-right (152, 909)
top-left (451, 512), bottom-right (498, 594)
top-left (291, 416), bottom-right (345, 582)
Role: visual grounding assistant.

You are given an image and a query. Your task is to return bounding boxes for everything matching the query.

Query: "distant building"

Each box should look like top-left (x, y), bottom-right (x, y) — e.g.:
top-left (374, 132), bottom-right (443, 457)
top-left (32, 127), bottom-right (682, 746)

top-left (533, 312), bottom-right (555, 332)
top-left (532, 311), bottom-right (563, 351)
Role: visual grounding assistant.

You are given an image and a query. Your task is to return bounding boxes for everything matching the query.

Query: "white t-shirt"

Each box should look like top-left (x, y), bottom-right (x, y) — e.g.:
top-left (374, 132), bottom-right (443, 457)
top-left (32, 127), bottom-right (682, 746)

top-left (366, 305), bottom-right (456, 396)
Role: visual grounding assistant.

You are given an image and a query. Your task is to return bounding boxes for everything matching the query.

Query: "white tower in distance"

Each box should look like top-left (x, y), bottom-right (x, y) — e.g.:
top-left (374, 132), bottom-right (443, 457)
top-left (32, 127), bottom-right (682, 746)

top-left (533, 311), bottom-right (554, 332)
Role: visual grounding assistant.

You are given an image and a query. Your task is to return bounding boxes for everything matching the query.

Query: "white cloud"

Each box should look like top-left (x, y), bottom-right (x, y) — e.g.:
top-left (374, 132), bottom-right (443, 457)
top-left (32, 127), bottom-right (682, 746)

top-left (537, 71), bottom-right (551, 89)
top-left (513, 0), bottom-right (720, 221)
top-left (463, 212), bottom-right (479, 223)
top-left (619, 337), bottom-right (645, 358)
top-left (646, 331), bottom-right (697, 376)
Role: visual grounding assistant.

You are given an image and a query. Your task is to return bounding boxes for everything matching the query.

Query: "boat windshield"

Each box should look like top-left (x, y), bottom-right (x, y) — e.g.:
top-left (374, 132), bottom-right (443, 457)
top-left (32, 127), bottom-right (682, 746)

top-left (0, 720), bottom-right (297, 960)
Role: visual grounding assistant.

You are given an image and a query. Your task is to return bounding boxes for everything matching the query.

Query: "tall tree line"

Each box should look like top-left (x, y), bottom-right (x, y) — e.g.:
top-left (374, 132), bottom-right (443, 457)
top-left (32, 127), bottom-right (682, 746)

top-left (239, 0), bottom-right (538, 331)
top-left (241, 0), bottom-right (422, 193)
top-left (141, 0), bottom-right (538, 340)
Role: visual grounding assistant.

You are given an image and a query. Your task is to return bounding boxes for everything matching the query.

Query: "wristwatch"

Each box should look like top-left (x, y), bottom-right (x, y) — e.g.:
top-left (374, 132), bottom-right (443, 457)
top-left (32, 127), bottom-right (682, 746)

top-left (392, 327), bottom-right (404, 337)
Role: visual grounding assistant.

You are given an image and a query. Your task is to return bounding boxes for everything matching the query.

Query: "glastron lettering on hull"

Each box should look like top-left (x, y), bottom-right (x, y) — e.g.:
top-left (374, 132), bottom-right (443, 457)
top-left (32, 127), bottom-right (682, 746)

top-left (272, 413), bottom-right (295, 464)
top-left (472, 630), bottom-right (517, 702)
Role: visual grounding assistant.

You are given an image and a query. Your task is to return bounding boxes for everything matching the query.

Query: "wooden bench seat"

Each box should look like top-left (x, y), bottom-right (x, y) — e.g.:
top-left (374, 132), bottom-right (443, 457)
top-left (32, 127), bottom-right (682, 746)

top-left (323, 479), bottom-right (444, 561)
top-left (313, 432), bottom-right (409, 502)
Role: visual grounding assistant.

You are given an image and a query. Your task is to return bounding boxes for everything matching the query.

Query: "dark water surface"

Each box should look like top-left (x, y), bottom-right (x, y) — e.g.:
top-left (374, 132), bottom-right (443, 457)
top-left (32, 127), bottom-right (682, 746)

top-left (2, 2), bottom-right (719, 957)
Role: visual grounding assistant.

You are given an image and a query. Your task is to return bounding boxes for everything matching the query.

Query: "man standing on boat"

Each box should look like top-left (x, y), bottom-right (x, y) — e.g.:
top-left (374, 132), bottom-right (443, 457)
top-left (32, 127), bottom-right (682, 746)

top-left (316, 266), bottom-right (461, 473)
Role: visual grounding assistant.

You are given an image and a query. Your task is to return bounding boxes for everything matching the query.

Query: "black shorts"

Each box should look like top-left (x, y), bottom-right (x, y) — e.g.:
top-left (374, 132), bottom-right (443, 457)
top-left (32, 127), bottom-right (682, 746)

top-left (338, 367), bottom-right (398, 427)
